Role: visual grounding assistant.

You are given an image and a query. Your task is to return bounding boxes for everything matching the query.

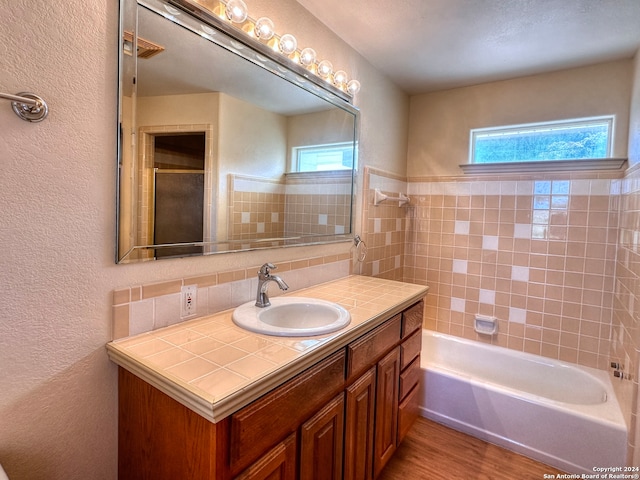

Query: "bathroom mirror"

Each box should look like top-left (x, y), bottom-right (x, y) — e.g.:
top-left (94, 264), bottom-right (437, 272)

top-left (117, 0), bottom-right (359, 263)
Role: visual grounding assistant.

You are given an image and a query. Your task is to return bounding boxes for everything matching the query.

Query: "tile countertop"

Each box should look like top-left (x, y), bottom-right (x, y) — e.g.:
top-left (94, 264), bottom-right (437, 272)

top-left (106, 275), bottom-right (428, 423)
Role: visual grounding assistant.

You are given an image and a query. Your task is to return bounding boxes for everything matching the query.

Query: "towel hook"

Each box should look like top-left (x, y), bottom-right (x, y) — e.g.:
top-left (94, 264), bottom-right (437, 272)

top-left (1, 92), bottom-right (49, 123)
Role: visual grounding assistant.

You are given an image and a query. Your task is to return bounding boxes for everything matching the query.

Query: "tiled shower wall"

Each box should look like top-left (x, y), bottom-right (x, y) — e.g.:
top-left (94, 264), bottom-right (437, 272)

top-left (403, 173), bottom-right (619, 369)
top-left (283, 172), bottom-right (352, 237)
top-left (228, 175), bottom-right (285, 242)
top-left (228, 173), bottom-right (352, 241)
top-left (362, 166), bottom-right (640, 460)
top-left (360, 169), bottom-right (622, 370)
top-left (612, 164), bottom-right (640, 463)
top-left (229, 188), bottom-right (285, 241)
top-left (359, 167), bottom-right (408, 281)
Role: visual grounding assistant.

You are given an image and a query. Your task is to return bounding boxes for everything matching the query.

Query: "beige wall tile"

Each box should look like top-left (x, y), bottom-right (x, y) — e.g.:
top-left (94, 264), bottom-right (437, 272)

top-left (406, 175), bottom-right (619, 370)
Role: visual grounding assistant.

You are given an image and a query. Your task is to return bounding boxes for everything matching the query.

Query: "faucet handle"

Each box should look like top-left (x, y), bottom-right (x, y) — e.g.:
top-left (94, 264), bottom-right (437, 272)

top-left (258, 263), bottom-right (276, 276)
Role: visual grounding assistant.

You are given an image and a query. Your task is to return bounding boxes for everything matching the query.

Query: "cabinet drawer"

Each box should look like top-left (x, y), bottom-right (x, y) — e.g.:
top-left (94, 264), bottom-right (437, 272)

top-left (399, 356), bottom-right (420, 400)
top-left (401, 301), bottom-right (423, 338)
top-left (347, 314), bottom-right (401, 381)
top-left (400, 329), bottom-right (421, 370)
top-left (230, 350), bottom-right (346, 475)
top-left (397, 384), bottom-right (420, 444)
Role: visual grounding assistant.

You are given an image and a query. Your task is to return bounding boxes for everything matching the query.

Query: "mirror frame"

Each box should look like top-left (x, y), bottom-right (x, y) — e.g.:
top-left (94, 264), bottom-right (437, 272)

top-left (116, 0), bottom-right (360, 263)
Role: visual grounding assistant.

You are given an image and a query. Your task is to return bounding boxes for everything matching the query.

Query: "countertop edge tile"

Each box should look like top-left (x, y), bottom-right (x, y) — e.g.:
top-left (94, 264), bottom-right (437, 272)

top-left (107, 275), bottom-right (428, 423)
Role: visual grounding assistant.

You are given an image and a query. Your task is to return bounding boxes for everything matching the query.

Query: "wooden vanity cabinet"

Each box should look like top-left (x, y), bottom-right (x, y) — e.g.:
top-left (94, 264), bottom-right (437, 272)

top-left (229, 350), bottom-right (346, 476)
top-left (118, 367), bottom-right (232, 480)
top-left (343, 299), bottom-right (424, 480)
top-left (117, 300), bottom-right (424, 480)
top-left (346, 313), bottom-right (401, 479)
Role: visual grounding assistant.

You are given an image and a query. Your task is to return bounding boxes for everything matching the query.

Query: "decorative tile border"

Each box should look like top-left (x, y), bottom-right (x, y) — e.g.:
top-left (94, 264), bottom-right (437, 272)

top-left (112, 253), bottom-right (351, 340)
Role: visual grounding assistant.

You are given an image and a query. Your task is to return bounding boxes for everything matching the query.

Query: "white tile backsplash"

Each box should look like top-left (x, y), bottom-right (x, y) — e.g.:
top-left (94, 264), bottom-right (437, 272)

top-left (154, 293), bottom-right (182, 329)
top-left (451, 297), bottom-right (466, 313)
top-left (125, 260), bottom-right (350, 337)
top-left (514, 223), bottom-right (532, 239)
top-left (482, 235), bottom-right (499, 250)
top-left (512, 266), bottom-right (530, 282)
top-left (509, 307), bottom-right (527, 324)
top-left (453, 259), bottom-right (468, 274)
top-left (129, 299), bottom-right (154, 336)
top-left (479, 289), bottom-right (496, 304)
top-left (455, 220), bottom-right (470, 235)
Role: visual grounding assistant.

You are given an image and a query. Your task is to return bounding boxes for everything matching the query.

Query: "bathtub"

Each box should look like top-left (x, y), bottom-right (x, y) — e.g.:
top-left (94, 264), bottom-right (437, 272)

top-left (419, 330), bottom-right (627, 474)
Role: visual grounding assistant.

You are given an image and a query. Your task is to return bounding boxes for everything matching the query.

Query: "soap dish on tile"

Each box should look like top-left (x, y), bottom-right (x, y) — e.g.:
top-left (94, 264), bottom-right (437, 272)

top-left (474, 315), bottom-right (497, 335)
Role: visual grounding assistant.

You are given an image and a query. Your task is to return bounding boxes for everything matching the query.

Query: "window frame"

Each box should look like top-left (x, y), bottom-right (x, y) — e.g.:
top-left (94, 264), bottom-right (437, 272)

top-left (290, 141), bottom-right (355, 173)
top-left (468, 115), bottom-right (615, 165)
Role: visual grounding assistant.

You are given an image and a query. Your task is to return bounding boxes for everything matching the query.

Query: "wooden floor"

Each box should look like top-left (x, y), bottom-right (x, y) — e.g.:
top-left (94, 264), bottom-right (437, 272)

top-left (379, 417), bottom-right (566, 480)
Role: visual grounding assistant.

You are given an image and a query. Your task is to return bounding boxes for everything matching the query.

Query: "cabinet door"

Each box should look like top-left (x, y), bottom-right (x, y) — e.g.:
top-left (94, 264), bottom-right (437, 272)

top-left (234, 433), bottom-right (296, 480)
top-left (373, 347), bottom-right (400, 478)
top-left (397, 385), bottom-right (420, 445)
top-left (344, 367), bottom-right (376, 480)
top-left (300, 392), bottom-right (345, 480)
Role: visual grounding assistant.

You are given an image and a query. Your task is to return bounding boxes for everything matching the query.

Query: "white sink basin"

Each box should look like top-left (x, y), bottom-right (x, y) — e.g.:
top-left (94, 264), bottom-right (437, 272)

top-left (232, 297), bottom-right (351, 337)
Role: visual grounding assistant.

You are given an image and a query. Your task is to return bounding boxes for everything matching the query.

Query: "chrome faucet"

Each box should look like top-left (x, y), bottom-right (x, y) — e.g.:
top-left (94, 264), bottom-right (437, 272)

top-left (255, 263), bottom-right (289, 307)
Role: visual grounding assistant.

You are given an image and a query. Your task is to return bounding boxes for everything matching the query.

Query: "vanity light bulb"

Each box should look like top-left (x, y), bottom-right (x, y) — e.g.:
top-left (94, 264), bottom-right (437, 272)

top-left (278, 34), bottom-right (297, 55)
top-left (333, 70), bottom-right (348, 87)
top-left (347, 79), bottom-right (361, 95)
top-left (300, 47), bottom-right (317, 67)
top-left (317, 60), bottom-right (333, 78)
top-left (254, 17), bottom-right (275, 40)
top-left (225, 0), bottom-right (248, 23)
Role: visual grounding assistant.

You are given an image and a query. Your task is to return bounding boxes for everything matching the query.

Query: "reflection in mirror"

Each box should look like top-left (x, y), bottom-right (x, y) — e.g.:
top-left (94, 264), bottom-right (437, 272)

top-left (117, 0), bottom-right (359, 263)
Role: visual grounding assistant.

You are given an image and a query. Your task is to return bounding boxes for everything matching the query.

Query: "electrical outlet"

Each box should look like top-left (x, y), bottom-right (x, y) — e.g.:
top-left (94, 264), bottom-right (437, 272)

top-left (181, 285), bottom-right (197, 318)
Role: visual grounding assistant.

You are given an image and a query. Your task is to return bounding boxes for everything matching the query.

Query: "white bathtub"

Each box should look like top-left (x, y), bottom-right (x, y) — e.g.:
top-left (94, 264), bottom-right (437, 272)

top-left (419, 330), bottom-right (627, 474)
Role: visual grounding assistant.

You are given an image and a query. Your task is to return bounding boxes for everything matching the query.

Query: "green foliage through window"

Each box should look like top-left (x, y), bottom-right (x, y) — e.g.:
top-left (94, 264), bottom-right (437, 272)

top-left (470, 117), bottom-right (613, 164)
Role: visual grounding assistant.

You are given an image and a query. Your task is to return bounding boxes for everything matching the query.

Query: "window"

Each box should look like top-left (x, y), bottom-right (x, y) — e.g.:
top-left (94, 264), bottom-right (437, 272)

top-left (292, 142), bottom-right (354, 172)
top-left (470, 116), bottom-right (613, 164)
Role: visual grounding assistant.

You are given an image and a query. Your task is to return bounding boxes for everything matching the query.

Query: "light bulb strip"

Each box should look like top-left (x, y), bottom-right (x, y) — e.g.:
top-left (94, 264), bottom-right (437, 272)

top-left (217, 0), bottom-right (360, 96)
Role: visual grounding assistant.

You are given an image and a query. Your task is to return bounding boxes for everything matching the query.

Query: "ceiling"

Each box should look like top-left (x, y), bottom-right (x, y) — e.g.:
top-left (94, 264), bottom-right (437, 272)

top-left (295, 0), bottom-right (640, 94)
top-left (137, 4), bottom-right (336, 115)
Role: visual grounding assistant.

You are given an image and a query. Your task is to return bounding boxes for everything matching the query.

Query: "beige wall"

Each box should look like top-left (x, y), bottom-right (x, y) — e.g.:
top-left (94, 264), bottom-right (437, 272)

top-left (136, 93), bottom-right (289, 242)
top-left (137, 92), bottom-right (220, 126)
top-left (0, 2), bottom-right (408, 479)
top-left (286, 109), bottom-right (355, 169)
top-left (407, 60), bottom-right (633, 177)
top-left (133, 93), bottom-right (220, 249)
top-left (218, 94), bottom-right (288, 239)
